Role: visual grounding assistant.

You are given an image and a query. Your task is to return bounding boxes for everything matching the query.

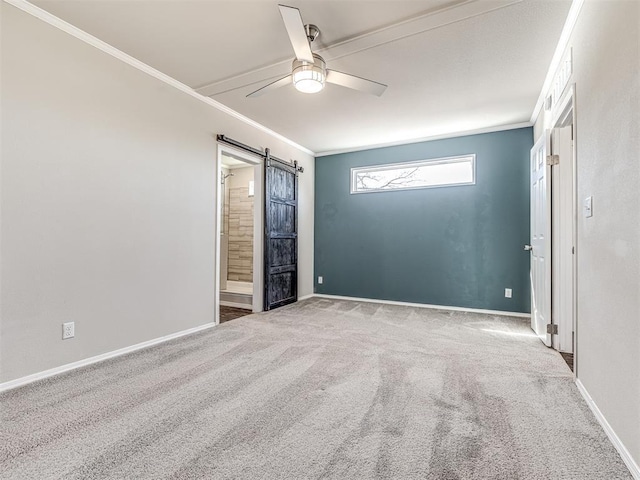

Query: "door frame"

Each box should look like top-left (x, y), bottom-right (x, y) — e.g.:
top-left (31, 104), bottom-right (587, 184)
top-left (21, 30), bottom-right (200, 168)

top-left (215, 143), bottom-right (265, 325)
top-left (549, 84), bottom-right (578, 375)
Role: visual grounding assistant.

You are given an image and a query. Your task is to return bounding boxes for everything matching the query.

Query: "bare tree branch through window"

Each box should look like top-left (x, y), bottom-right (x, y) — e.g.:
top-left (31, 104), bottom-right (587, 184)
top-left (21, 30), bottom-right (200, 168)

top-left (351, 156), bottom-right (475, 194)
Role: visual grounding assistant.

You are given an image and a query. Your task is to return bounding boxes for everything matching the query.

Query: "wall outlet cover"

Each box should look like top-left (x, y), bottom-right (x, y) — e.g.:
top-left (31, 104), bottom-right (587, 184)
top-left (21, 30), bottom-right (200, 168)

top-left (62, 322), bottom-right (75, 339)
top-left (318, 276), bottom-right (323, 285)
top-left (505, 288), bottom-right (512, 298)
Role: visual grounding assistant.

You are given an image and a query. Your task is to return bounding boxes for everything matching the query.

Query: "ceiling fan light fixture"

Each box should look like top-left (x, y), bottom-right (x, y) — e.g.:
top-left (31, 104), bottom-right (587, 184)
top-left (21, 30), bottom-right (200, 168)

top-left (294, 70), bottom-right (324, 93)
top-left (246, 6), bottom-right (387, 98)
top-left (292, 54), bottom-right (326, 94)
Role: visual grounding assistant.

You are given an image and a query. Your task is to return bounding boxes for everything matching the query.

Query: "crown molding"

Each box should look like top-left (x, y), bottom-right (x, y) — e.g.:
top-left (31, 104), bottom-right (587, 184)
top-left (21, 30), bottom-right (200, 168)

top-left (530, 0), bottom-right (585, 125)
top-left (315, 122), bottom-right (533, 157)
top-left (195, 0), bottom-right (523, 98)
top-left (2, 0), bottom-right (315, 157)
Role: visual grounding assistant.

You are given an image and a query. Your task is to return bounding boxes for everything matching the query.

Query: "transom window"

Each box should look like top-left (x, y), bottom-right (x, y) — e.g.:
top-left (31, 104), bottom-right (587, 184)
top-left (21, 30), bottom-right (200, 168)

top-left (350, 154), bottom-right (476, 194)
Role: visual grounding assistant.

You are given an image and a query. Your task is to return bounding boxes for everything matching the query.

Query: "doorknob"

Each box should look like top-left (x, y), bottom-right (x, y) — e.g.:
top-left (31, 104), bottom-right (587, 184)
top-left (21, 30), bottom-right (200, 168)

top-left (524, 244), bottom-right (533, 251)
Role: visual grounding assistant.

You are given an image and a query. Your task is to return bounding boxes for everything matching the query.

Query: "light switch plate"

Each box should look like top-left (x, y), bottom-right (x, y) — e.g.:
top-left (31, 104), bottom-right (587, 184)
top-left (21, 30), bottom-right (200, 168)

top-left (584, 196), bottom-right (593, 218)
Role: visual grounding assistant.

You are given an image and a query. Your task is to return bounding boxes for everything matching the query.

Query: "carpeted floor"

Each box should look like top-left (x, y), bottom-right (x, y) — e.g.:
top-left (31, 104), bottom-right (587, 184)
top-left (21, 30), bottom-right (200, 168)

top-left (0, 298), bottom-right (631, 479)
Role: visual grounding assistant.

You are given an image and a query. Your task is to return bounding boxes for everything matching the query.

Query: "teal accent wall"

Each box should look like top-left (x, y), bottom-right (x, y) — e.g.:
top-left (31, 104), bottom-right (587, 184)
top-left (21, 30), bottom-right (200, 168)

top-left (314, 128), bottom-right (533, 313)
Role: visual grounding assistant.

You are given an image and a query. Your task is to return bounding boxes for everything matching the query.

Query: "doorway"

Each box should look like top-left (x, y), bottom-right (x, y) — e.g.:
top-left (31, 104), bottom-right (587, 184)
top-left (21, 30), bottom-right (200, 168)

top-left (550, 86), bottom-right (577, 370)
top-left (529, 85), bottom-right (577, 373)
top-left (215, 145), bottom-right (264, 325)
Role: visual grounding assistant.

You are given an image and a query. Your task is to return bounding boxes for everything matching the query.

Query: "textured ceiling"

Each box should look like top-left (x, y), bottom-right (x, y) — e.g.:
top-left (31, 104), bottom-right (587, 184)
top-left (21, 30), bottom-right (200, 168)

top-left (31, 0), bottom-right (571, 154)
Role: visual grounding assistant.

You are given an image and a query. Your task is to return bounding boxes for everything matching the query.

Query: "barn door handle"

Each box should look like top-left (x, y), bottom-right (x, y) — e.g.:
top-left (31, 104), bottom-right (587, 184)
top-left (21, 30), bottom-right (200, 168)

top-left (524, 244), bottom-right (533, 251)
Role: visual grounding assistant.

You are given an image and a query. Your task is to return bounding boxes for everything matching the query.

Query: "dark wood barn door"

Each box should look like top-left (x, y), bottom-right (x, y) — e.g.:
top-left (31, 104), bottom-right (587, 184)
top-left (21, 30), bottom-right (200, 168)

top-left (264, 155), bottom-right (298, 310)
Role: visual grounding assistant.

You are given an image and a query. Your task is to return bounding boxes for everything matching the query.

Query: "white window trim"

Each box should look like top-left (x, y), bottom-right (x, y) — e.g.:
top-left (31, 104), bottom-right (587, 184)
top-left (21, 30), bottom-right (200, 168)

top-left (350, 154), bottom-right (476, 194)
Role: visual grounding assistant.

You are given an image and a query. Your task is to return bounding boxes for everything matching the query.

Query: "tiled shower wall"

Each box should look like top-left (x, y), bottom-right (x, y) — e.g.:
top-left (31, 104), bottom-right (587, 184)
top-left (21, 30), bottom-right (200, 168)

top-left (227, 186), bottom-right (254, 282)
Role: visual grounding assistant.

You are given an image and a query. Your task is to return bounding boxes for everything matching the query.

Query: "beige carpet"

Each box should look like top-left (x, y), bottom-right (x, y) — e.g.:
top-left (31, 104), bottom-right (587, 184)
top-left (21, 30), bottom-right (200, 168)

top-left (0, 298), bottom-right (632, 479)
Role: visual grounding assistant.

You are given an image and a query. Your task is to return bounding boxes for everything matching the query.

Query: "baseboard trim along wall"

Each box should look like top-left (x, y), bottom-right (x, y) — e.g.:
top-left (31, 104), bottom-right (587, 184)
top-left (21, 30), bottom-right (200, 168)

top-left (311, 294), bottom-right (531, 318)
top-left (0, 322), bottom-right (216, 393)
top-left (576, 380), bottom-right (640, 479)
top-left (1, 294), bottom-right (528, 392)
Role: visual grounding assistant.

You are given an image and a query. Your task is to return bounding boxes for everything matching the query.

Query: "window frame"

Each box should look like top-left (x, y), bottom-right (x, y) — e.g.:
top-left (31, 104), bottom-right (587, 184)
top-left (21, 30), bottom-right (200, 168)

top-left (349, 154), bottom-right (476, 195)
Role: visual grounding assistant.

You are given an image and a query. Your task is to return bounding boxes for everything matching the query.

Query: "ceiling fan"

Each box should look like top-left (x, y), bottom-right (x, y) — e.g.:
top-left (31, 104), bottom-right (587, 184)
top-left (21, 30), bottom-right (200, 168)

top-left (247, 4), bottom-right (388, 98)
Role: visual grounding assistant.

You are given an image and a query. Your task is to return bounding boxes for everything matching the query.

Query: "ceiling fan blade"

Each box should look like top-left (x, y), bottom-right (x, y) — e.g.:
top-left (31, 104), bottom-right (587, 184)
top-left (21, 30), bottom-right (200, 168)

top-left (326, 70), bottom-right (387, 97)
top-left (278, 5), bottom-right (314, 63)
top-left (246, 75), bottom-right (292, 98)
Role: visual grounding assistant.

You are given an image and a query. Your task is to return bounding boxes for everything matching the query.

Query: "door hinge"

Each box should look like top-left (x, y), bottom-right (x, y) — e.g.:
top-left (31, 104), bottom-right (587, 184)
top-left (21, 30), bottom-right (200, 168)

top-left (546, 154), bottom-right (560, 166)
top-left (547, 324), bottom-right (558, 335)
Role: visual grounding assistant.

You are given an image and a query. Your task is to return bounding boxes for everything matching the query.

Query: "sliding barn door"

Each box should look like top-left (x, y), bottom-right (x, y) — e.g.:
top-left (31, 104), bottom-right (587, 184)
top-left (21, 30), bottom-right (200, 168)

top-left (264, 156), bottom-right (298, 311)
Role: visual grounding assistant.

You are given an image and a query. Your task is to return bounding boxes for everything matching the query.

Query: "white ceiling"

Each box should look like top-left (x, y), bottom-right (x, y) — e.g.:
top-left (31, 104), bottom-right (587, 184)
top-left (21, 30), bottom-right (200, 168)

top-left (220, 153), bottom-right (246, 168)
top-left (32, 0), bottom-right (571, 154)
top-left (221, 153), bottom-right (255, 169)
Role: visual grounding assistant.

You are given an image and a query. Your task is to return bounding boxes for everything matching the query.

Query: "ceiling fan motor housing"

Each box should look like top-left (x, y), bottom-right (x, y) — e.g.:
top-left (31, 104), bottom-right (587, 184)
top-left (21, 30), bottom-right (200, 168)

top-left (305, 24), bottom-right (320, 42)
top-left (292, 53), bottom-right (327, 93)
top-left (246, 5), bottom-right (386, 97)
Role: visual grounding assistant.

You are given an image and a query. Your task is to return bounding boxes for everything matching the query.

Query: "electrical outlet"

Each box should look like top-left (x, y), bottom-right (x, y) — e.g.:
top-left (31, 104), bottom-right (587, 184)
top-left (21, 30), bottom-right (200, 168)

top-left (318, 276), bottom-right (323, 285)
top-left (62, 322), bottom-right (75, 339)
top-left (505, 288), bottom-right (512, 299)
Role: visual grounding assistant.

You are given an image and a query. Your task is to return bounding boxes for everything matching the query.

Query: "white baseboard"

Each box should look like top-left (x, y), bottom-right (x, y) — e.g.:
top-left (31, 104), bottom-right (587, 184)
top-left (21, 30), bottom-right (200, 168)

top-left (312, 293), bottom-right (531, 318)
top-left (0, 322), bottom-right (216, 393)
top-left (576, 379), bottom-right (640, 479)
top-left (0, 294), bottom-right (528, 393)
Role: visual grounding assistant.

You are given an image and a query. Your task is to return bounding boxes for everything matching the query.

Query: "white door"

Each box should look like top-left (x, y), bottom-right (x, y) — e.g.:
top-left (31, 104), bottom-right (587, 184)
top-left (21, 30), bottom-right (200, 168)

top-left (530, 134), bottom-right (552, 346)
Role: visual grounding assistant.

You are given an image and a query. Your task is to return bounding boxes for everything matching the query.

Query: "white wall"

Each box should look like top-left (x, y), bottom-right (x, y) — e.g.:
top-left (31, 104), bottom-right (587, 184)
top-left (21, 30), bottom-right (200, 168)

top-left (534, 0), bottom-right (640, 469)
top-left (0, 2), bottom-right (314, 383)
